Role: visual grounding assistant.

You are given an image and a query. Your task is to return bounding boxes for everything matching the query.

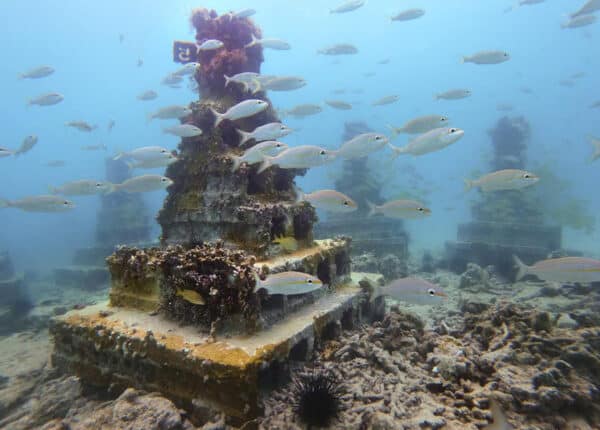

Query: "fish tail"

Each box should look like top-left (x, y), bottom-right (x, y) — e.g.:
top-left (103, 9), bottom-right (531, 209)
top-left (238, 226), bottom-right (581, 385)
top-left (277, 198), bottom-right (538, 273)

top-left (460, 56), bottom-right (466, 64)
top-left (113, 152), bottom-right (125, 161)
top-left (513, 255), bottom-right (530, 281)
top-left (224, 74), bottom-right (232, 87)
top-left (237, 128), bottom-right (250, 146)
top-left (366, 201), bottom-right (378, 217)
top-left (589, 136), bottom-right (600, 162)
top-left (17, 74), bottom-right (24, 80)
top-left (0, 199), bottom-right (9, 209)
top-left (390, 145), bottom-right (405, 159)
top-left (210, 108), bottom-right (224, 128)
top-left (145, 112), bottom-right (154, 123)
top-left (231, 155), bottom-right (242, 171)
top-left (245, 33), bottom-right (258, 48)
top-left (257, 156), bottom-right (273, 174)
top-left (464, 179), bottom-right (474, 192)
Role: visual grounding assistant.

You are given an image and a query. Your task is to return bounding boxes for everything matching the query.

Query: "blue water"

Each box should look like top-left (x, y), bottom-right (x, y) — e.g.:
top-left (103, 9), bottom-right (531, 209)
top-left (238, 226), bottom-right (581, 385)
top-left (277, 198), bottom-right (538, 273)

top-left (1, 0), bottom-right (599, 274)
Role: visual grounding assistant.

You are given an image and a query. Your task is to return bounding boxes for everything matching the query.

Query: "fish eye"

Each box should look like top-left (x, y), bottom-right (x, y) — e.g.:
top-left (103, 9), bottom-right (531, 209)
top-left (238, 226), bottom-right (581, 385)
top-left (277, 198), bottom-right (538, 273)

top-left (418, 207), bottom-right (425, 212)
top-left (276, 143), bottom-right (282, 147)
top-left (161, 178), bottom-right (168, 182)
top-left (524, 174), bottom-right (531, 179)
top-left (449, 128), bottom-right (457, 133)
top-left (441, 117), bottom-right (448, 121)
top-left (63, 201), bottom-right (70, 205)
top-left (95, 183), bottom-right (102, 187)
top-left (427, 288), bottom-right (435, 296)
top-left (320, 150), bottom-right (326, 155)
top-left (343, 201), bottom-right (349, 206)
top-left (307, 279), bottom-right (313, 284)
top-left (375, 136), bottom-right (382, 140)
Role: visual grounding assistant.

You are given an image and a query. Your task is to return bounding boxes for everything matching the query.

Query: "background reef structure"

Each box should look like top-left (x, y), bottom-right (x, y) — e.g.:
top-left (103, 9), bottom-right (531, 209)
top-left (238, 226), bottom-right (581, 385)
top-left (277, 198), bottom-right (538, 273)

top-left (314, 121), bottom-right (409, 260)
top-left (444, 116), bottom-right (562, 279)
top-left (158, 8), bottom-right (317, 258)
top-left (96, 158), bottom-right (151, 249)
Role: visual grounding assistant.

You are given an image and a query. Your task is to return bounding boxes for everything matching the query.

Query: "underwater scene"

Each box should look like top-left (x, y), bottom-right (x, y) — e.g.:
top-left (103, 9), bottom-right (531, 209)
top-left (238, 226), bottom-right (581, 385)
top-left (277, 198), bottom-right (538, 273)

top-left (1, 0), bottom-right (600, 428)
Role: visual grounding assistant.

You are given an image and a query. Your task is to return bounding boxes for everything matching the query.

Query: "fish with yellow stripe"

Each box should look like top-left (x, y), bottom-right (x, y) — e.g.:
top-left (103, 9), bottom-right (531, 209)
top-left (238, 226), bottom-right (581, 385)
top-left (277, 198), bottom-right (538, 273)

top-left (255, 271), bottom-right (323, 296)
top-left (514, 255), bottom-right (600, 283)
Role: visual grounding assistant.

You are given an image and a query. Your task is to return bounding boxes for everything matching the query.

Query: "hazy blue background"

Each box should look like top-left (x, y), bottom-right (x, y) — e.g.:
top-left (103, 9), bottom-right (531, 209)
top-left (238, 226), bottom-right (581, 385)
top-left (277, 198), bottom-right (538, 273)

top-left (1, 0), bottom-right (598, 274)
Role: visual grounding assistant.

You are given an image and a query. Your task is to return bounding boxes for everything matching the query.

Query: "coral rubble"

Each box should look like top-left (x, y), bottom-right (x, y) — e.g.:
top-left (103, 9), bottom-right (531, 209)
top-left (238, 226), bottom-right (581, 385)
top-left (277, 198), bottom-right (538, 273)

top-left (261, 302), bottom-right (600, 429)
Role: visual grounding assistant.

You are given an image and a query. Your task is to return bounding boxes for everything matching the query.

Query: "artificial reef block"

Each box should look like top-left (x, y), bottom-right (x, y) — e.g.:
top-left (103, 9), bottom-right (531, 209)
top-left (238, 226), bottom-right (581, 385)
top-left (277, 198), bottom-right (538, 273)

top-left (106, 239), bottom-right (351, 334)
top-left (50, 281), bottom-right (365, 424)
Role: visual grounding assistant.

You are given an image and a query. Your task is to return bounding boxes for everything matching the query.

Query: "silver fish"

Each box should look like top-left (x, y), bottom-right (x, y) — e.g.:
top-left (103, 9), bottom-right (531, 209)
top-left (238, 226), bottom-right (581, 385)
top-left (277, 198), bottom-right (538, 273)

top-left (137, 90), bottom-right (158, 101)
top-left (211, 99), bottom-right (269, 127)
top-left (391, 9), bottom-right (425, 22)
top-left (45, 160), bottom-right (65, 167)
top-left (49, 180), bottom-right (111, 196)
top-left (19, 66), bottom-right (55, 79)
top-left (256, 271), bottom-right (323, 296)
top-left (224, 72), bottom-right (261, 91)
top-left (561, 15), bottom-right (597, 29)
top-left (231, 141), bottom-right (288, 171)
top-left (245, 35), bottom-right (291, 50)
top-left (462, 50), bottom-right (511, 64)
top-left (161, 73), bottom-right (183, 86)
top-left (0, 147), bottom-right (14, 158)
top-left (0, 195), bottom-right (75, 212)
top-left (197, 39), bottom-right (224, 51)
top-left (66, 121), bottom-right (96, 132)
top-left (173, 63), bottom-right (200, 77)
top-left (368, 200), bottom-right (431, 219)
top-left (335, 133), bottom-right (389, 159)
top-left (388, 115), bottom-right (449, 137)
top-left (232, 8), bottom-right (256, 18)
top-left (282, 104), bottom-right (323, 117)
top-left (372, 95), bottom-right (400, 106)
top-left (81, 144), bottom-right (107, 151)
top-left (14, 135), bottom-right (38, 156)
top-left (148, 105), bottom-right (192, 121)
top-left (514, 255), bottom-right (600, 283)
top-left (570, 0), bottom-right (600, 18)
top-left (27, 92), bottom-right (64, 106)
top-left (465, 169), bottom-right (539, 192)
top-left (375, 278), bottom-right (447, 305)
top-left (260, 76), bottom-right (306, 91)
top-left (296, 189), bottom-right (357, 213)
top-left (114, 146), bottom-right (171, 162)
top-left (318, 44), bottom-right (358, 55)
top-left (237, 122), bottom-right (293, 146)
top-left (163, 124), bottom-right (203, 138)
top-left (127, 154), bottom-right (178, 170)
top-left (258, 145), bottom-right (336, 173)
top-left (111, 175), bottom-right (173, 193)
top-left (435, 89), bottom-right (471, 100)
top-left (391, 127), bottom-right (464, 156)
top-left (330, 0), bottom-right (365, 14)
top-left (325, 100), bottom-right (352, 110)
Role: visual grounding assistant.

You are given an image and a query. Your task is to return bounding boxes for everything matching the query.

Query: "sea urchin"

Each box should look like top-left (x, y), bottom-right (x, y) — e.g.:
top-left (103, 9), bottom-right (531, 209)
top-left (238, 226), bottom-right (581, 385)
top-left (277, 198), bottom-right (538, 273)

top-left (292, 370), bottom-right (345, 428)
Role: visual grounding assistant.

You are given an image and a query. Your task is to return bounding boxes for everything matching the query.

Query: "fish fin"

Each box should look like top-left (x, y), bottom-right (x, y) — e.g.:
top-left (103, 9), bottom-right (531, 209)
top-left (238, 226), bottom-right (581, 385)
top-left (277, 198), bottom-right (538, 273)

top-left (366, 201), bottom-right (378, 217)
top-left (0, 199), bottom-right (9, 209)
top-left (249, 78), bottom-right (262, 94)
top-left (460, 56), bottom-right (466, 64)
top-left (105, 183), bottom-right (119, 194)
top-left (513, 255), bottom-right (529, 281)
top-left (145, 112), bottom-right (154, 123)
top-left (231, 154), bottom-right (242, 171)
top-left (210, 107), bottom-right (224, 127)
top-left (48, 186), bottom-right (58, 195)
top-left (125, 161), bottom-right (135, 170)
top-left (18, 74), bottom-right (25, 80)
top-left (257, 156), bottom-right (272, 174)
top-left (237, 128), bottom-right (251, 146)
top-left (113, 152), bottom-right (125, 161)
top-left (464, 179), bottom-right (474, 192)
top-left (589, 136), bottom-right (600, 162)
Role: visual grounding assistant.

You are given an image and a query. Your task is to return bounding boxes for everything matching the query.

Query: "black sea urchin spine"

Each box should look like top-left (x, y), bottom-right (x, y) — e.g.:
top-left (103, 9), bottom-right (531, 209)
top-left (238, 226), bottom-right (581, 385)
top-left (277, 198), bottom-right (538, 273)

top-left (292, 370), bottom-right (345, 428)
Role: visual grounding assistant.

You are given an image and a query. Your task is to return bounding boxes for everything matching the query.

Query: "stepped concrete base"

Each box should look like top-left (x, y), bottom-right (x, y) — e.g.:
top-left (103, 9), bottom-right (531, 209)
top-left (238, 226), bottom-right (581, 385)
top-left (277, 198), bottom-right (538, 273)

top-left (51, 284), bottom-right (366, 423)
